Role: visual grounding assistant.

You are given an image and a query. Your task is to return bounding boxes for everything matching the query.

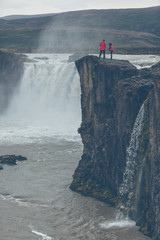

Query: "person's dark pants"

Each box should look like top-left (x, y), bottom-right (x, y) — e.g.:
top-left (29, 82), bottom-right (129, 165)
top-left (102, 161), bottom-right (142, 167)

top-left (110, 51), bottom-right (113, 59)
top-left (99, 50), bottom-right (105, 59)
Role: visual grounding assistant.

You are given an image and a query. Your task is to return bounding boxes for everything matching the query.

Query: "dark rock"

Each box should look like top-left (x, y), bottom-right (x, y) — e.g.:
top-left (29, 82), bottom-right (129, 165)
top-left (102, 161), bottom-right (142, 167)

top-left (70, 55), bottom-right (160, 239)
top-left (0, 51), bottom-right (24, 113)
top-left (0, 155), bottom-right (17, 165)
top-left (68, 54), bottom-right (88, 62)
top-left (0, 165), bottom-right (3, 170)
top-left (35, 57), bottom-right (49, 60)
top-left (0, 155), bottom-right (27, 165)
top-left (136, 62), bottom-right (160, 239)
top-left (16, 155), bottom-right (27, 161)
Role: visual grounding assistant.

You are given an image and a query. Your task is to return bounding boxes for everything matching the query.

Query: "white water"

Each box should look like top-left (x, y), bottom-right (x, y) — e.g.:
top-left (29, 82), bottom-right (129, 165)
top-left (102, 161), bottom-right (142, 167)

top-left (119, 104), bottom-right (145, 208)
top-left (29, 225), bottom-right (53, 240)
top-left (112, 54), bottom-right (160, 69)
top-left (99, 218), bottom-right (135, 229)
top-left (99, 210), bottom-right (135, 229)
top-left (0, 54), bottom-right (81, 144)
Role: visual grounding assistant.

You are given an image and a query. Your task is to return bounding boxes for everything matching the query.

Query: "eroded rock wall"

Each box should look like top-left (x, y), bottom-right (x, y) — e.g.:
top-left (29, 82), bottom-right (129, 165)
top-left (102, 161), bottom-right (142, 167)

top-left (137, 62), bottom-right (160, 239)
top-left (70, 55), bottom-right (160, 239)
top-left (0, 51), bottom-right (24, 113)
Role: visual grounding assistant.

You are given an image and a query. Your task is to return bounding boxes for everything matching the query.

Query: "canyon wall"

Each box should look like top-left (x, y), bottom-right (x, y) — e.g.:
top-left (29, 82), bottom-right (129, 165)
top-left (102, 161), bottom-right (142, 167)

top-left (0, 51), bottom-right (24, 113)
top-left (70, 56), bottom-right (160, 239)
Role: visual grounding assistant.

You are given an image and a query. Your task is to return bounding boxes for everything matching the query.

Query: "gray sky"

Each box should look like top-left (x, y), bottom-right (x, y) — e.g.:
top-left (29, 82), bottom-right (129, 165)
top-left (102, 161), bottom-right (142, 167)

top-left (0, 0), bottom-right (160, 17)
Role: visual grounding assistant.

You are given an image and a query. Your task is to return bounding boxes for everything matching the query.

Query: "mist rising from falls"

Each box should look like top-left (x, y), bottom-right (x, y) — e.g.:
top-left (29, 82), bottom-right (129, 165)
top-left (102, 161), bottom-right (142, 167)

top-left (1, 54), bottom-right (81, 142)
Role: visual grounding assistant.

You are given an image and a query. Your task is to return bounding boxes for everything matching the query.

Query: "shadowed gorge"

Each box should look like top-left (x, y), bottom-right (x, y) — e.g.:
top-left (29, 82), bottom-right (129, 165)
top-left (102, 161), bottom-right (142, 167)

top-left (70, 55), bottom-right (160, 239)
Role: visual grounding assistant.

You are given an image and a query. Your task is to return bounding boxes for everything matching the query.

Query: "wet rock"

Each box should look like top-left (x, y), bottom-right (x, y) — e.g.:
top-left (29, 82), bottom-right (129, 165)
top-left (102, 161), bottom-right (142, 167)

top-left (0, 155), bottom-right (27, 165)
top-left (0, 51), bottom-right (24, 113)
top-left (70, 55), bottom-right (160, 239)
top-left (15, 155), bottom-right (27, 161)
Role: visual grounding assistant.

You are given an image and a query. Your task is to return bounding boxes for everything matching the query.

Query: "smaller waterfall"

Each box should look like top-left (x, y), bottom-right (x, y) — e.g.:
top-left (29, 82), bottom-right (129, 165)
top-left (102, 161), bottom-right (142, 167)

top-left (119, 104), bottom-right (145, 212)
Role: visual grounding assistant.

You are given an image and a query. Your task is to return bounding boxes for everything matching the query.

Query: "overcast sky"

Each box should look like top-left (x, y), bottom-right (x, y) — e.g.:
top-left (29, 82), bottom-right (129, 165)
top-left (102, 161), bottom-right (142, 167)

top-left (0, 0), bottom-right (160, 17)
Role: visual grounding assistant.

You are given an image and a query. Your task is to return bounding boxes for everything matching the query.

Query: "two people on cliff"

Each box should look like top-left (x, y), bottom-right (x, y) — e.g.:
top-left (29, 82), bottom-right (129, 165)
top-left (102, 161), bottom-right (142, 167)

top-left (99, 40), bottom-right (113, 59)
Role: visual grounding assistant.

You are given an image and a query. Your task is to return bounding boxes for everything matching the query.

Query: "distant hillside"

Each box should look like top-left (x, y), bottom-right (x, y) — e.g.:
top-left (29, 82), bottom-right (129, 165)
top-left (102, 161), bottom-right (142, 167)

top-left (0, 6), bottom-right (159, 54)
top-left (0, 13), bottom-right (56, 20)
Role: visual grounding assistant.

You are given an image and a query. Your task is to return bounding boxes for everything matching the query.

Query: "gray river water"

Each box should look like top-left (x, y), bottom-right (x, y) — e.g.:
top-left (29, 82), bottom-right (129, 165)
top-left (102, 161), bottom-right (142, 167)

top-left (0, 53), bottom-right (159, 240)
top-left (0, 139), bottom-right (151, 240)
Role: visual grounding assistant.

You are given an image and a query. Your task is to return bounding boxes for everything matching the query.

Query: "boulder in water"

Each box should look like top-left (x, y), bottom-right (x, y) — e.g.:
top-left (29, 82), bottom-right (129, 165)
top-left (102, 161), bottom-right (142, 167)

top-left (0, 155), bottom-right (27, 166)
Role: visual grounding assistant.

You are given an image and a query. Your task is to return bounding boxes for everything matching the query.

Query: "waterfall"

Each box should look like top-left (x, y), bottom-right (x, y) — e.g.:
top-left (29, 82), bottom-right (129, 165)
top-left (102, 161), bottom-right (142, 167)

top-left (2, 54), bottom-right (81, 137)
top-left (119, 104), bottom-right (145, 213)
top-left (97, 103), bottom-right (146, 231)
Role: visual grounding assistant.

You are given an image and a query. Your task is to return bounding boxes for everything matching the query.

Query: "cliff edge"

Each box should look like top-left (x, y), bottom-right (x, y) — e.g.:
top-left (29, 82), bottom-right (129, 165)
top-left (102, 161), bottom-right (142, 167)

top-left (70, 56), bottom-right (160, 239)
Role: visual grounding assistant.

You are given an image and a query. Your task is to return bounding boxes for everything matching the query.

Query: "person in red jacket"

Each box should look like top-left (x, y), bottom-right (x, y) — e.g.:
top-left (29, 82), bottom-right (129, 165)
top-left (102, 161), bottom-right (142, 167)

top-left (109, 43), bottom-right (114, 59)
top-left (99, 40), bottom-right (107, 59)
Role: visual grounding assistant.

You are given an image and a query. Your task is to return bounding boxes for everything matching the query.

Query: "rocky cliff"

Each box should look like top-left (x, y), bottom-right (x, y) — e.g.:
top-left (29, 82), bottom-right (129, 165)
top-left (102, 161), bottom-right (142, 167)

top-left (0, 51), bottom-right (25, 113)
top-left (70, 56), bottom-right (160, 239)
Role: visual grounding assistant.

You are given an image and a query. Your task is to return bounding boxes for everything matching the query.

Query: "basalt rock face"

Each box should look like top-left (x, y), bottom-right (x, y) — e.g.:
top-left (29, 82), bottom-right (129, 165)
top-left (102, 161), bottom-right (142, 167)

top-left (0, 51), bottom-right (24, 113)
top-left (70, 55), bottom-right (160, 239)
top-left (137, 62), bottom-right (160, 239)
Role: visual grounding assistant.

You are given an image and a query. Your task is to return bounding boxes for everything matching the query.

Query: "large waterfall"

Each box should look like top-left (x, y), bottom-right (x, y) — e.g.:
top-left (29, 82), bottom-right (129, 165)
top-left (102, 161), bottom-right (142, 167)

top-left (0, 54), bottom-right (81, 143)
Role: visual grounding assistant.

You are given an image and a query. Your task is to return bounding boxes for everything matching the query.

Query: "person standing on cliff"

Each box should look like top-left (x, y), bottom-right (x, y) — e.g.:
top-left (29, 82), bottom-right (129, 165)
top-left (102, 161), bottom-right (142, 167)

top-left (109, 43), bottom-right (114, 59)
top-left (99, 40), bottom-right (107, 59)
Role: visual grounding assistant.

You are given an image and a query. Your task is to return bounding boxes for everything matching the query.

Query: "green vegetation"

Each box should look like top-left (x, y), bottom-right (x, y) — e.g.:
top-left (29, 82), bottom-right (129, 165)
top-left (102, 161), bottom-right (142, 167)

top-left (0, 30), bottom-right (41, 51)
top-left (70, 159), bottom-right (117, 205)
top-left (0, 7), bottom-right (159, 53)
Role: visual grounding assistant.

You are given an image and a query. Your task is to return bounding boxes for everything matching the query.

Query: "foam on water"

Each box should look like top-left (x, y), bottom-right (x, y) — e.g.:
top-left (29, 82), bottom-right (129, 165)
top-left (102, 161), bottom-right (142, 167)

top-left (99, 219), bottom-right (135, 229)
top-left (0, 118), bottom-right (81, 145)
top-left (29, 225), bottom-right (53, 240)
top-left (0, 193), bottom-right (49, 208)
top-left (99, 209), bottom-right (136, 229)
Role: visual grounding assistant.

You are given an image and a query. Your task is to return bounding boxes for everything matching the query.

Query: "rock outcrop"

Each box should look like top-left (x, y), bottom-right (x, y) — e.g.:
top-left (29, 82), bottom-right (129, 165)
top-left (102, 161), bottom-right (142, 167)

top-left (70, 56), bottom-right (160, 239)
top-left (0, 155), bottom-right (27, 166)
top-left (0, 51), bottom-right (25, 113)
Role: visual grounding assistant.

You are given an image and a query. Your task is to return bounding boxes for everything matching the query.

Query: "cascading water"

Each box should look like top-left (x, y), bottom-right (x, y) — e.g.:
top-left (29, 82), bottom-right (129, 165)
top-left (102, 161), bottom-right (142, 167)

top-left (119, 103), bottom-right (145, 214)
top-left (0, 54), bottom-right (81, 143)
top-left (101, 104), bottom-right (146, 230)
